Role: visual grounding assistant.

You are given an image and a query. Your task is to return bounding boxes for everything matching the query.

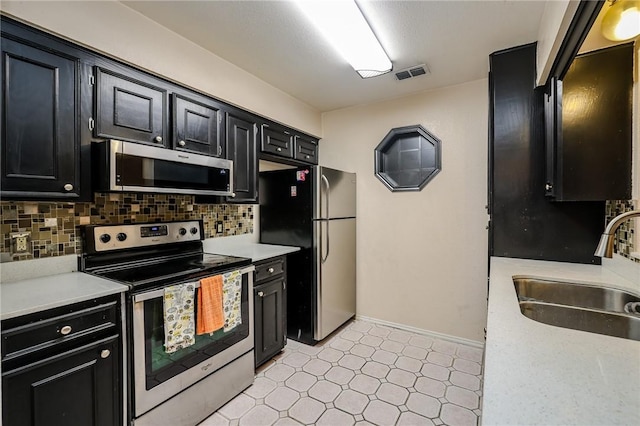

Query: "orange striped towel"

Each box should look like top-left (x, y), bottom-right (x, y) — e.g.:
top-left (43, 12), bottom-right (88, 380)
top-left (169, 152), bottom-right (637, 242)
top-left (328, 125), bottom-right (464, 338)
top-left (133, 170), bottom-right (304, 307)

top-left (196, 275), bottom-right (224, 335)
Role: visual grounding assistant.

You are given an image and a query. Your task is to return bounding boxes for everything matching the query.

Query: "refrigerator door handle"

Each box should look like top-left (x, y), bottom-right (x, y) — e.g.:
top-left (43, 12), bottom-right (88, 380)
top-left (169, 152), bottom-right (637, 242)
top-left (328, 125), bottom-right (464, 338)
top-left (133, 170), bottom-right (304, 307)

top-left (321, 220), bottom-right (330, 264)
top-left (321, 173), bottom-right (330, 219)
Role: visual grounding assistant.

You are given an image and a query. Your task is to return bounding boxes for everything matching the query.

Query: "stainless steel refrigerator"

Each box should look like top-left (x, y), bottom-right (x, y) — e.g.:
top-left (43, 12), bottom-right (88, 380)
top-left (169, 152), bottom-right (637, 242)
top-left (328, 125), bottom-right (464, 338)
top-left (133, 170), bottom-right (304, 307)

top-left (259, 166), bottom-right (356, 344)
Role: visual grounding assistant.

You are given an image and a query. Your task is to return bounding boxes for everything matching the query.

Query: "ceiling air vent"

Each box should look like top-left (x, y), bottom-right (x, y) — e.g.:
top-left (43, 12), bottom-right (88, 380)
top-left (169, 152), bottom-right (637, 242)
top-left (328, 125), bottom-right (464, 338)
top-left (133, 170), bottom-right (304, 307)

top-left (394, 64), bottom-right (430, 81)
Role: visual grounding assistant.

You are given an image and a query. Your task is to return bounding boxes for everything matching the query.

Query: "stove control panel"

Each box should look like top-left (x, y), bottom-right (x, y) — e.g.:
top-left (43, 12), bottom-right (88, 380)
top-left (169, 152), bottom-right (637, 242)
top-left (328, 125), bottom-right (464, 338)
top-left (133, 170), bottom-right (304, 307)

top-left (87, 221), bottom-right (202, 252)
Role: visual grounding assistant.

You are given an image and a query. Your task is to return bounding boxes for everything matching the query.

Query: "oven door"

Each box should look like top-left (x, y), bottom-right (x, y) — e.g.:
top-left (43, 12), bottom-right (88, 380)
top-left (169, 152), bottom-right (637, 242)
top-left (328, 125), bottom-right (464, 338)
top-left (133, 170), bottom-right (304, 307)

top-left (131, 265), bottom-right (254, 417)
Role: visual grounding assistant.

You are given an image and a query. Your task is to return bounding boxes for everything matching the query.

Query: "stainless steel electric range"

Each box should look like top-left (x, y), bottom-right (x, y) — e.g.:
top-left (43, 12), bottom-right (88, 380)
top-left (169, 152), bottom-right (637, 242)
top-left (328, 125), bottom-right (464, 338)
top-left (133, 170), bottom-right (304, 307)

top-left (80, 220), bottom-right (255, 426)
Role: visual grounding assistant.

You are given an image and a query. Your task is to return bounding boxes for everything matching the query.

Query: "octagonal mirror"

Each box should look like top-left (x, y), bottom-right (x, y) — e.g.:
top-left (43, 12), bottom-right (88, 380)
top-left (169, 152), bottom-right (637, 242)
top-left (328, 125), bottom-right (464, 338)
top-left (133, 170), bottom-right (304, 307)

top-left (375, 125), bottom-right (441, 192)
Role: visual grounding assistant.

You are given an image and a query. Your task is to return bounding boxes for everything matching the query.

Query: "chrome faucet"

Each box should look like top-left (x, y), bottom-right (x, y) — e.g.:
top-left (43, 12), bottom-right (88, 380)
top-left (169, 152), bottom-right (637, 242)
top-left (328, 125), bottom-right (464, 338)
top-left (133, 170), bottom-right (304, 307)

top-left (594, 210), bottom-right (640, 258)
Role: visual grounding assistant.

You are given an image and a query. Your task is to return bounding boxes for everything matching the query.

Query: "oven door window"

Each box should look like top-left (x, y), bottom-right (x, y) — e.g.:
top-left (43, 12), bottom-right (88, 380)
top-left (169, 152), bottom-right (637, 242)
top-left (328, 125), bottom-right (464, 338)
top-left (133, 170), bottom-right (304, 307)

top-left (143, 275), bottom-right (249, 390)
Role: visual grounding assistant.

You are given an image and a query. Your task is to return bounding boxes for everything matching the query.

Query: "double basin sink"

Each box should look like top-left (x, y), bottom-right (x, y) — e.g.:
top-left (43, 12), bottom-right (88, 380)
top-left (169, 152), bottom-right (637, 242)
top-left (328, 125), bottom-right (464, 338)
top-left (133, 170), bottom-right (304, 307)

top-left (513, 277), bottom-right (640, 341)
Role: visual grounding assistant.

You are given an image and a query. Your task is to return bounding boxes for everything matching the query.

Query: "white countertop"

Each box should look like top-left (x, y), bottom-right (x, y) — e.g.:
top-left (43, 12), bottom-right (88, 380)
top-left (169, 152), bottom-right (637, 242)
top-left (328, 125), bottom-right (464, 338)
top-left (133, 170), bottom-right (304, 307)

top-left (203, 236), bottom-right (300, 262)
top-left (483, 257), bottom-right (640, 425)
top-left (1, 272), bottom-right (128, 320)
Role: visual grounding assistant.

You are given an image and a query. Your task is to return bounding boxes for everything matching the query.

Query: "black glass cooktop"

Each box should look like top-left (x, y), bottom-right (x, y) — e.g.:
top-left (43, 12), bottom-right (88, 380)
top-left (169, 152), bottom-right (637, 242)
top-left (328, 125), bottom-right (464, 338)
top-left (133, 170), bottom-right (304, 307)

top-left (94, 253), bottom-right (251, 291)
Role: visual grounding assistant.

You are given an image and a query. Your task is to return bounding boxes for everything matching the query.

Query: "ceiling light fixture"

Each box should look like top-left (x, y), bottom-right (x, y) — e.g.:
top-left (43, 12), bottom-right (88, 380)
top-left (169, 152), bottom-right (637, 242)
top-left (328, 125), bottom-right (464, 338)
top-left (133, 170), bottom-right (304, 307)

top-left (295, 0), bottom-right (392, 78)
top-left (601, 0), bottom-right (640, 41)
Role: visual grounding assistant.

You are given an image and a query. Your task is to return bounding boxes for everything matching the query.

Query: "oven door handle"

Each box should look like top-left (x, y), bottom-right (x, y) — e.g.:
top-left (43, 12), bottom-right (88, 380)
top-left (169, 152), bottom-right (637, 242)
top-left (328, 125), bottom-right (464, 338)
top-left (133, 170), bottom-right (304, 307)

top-left (132, 265), bottom-right (255, 303)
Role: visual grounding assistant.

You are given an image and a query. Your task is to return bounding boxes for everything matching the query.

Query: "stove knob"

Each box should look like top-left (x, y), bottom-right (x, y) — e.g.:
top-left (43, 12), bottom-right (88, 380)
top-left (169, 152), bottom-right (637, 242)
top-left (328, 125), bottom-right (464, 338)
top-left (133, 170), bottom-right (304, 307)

top-left (116, 233), bottom-right (127, 242)
top-left (190, 227), bottom-right (198, 235)
top-left (179, 228), bottom-right (187, 236)
top-left (99, 234), bottom-right (111, 244)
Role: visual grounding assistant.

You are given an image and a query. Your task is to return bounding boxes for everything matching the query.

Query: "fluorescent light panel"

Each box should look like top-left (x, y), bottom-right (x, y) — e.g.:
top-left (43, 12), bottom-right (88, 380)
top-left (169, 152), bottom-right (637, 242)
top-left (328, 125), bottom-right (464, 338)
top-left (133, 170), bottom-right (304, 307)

top-left (296, 0), bottom-right (392, 78)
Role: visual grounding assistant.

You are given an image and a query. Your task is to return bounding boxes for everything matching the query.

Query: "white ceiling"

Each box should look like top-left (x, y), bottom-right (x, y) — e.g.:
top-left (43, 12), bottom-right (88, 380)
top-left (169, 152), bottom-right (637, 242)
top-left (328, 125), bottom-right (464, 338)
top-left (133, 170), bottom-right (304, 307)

top-left (121, 0), bottom-right (547, 112)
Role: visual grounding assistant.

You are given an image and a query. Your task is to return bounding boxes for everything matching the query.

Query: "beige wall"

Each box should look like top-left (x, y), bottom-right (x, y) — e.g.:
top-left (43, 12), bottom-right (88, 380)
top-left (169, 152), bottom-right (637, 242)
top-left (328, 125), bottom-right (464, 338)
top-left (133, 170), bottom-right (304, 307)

top-left (536, 0), bottom-right (579, 86)
top-left (0, 0), bottom-right (322, 136)
top-left (320, 80), bottom-right (489, 343)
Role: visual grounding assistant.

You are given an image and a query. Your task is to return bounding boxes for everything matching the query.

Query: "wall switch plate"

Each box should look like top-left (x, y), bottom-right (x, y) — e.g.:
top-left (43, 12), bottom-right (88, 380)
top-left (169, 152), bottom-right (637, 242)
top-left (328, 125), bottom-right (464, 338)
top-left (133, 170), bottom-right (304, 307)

top-left (216, 221), bottom-right (224, 234)
top-left (10, 232), bottom-right (31, 256)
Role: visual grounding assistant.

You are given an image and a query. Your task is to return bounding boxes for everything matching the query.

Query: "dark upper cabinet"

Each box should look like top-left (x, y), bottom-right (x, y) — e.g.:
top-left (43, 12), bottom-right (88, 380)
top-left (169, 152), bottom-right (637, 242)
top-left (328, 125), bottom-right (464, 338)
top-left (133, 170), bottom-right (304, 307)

top-left (172, 94), bottom-right (223, 156)
top-left (293, 134), bottom-right (318, 164)
top-left (95, 67), bottom-right (167, 146)
top-left (261, 124), bottom-right (294, 158)
top-left (226, 109), bottom-right (258, 203)
top-left (0, 37), bottom-right (80, 199)
top-left (545, 43), bottom-right (633, 201)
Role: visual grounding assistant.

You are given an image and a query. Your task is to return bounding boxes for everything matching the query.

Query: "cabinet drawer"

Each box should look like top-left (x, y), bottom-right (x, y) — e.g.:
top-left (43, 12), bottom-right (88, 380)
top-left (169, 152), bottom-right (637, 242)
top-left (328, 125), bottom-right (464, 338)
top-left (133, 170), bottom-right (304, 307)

top-left (261, 126), bottom-right (293, 158)
top-left (294, 136), bottom-right (318, 164)
top-left (255, 257), bottom-right (286, 283)
top-left (2, 301), bottom-right (118, 360)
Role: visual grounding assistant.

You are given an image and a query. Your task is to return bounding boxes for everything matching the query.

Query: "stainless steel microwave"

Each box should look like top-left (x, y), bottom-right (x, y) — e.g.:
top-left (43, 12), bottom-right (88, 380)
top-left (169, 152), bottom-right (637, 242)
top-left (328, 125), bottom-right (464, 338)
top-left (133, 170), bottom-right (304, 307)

top-left (93, 140), bottom-right (233, 196)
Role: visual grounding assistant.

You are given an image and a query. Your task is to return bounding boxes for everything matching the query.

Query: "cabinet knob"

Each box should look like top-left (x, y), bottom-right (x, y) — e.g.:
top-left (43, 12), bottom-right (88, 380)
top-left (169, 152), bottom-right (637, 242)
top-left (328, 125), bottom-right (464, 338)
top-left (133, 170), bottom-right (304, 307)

top-left (268, 267), bottom-right (275, 273)
top-left (155, 136), bottom-right (163, 143)
top-left (231, 193), bottom-right (236, 198)
top-left (545, 183), bottom-right (553, 191)
top-left (179, 140), bottom-right (186, 146)
top-left (63, 183), bottom-right (73, 192)
top-left (60, 325), bottom-right (72, 335)
top-left (305, 155), bottom-right (310, 159)
top-left (258, 291), bottom-right (264, 297)
top-left (100, 349), bottom-right (111, 359)
top-left (276, 147), bottom-right (282, 152)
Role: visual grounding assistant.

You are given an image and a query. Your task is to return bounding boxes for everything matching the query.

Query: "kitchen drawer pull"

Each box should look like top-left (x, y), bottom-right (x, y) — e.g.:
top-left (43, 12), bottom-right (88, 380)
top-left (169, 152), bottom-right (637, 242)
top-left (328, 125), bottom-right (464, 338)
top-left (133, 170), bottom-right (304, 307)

top-left (179, 140), bottom-right (186, 146)
top-left (268, 267), bottom-right (275, 273)
top-left (155, 136), bottom-right (163, 143)
top-left (258, 291), bottom-right (264, 297)
top-left (60, 325), bottom-right (72, 335)
top-left (276, 147), bottom-right (282, 152)
top-left (100, 349), bottom-right (111, 359)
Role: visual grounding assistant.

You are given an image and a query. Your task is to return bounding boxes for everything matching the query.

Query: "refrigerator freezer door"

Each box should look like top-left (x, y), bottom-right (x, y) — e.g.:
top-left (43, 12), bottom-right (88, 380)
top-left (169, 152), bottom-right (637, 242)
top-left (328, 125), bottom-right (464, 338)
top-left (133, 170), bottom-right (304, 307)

top-left (315, 167), bottom-right (356, 220)
top-left (314, 218), bottom-right (356, 341)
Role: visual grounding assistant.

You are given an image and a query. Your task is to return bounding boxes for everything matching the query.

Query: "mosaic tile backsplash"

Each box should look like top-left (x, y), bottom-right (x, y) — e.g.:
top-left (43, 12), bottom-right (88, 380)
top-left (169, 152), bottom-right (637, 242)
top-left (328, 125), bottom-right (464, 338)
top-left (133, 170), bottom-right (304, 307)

top-left (0, 193), bottom-right (253, 261)
top-left (606, 199), bottom-right (638, 263)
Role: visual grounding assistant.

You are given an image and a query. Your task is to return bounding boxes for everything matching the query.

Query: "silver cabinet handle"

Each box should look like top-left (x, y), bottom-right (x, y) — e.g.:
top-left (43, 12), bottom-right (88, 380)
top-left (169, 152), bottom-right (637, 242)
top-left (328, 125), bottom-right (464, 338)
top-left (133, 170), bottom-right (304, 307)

top-left (545, 183), bottom-right (553, 191)
top-left (63, 183), bottom-right (73, 191)
top-left (100, 349), bottom-right (111, 359)
top-left (231, 192), bottom-right (236, 198)
top-left (305, 155), bottom-right (310, 159)
top-left (179, 140), bottom-right (186, 146)
top-left (258, 291), bottom-right (264, 297)
top-left (155, 136), bottom-right (163, 143)
top-left (60, 325), bottom-right (72, 335)
top-left (268, 267), bottom-right (274, 273)
top-left (276, 147), bottom-right (282, 152)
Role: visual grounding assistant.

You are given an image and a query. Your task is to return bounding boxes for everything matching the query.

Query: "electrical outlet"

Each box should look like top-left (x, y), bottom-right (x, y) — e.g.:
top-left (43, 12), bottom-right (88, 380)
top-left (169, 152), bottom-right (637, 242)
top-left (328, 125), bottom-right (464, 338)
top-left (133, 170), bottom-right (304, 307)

top-left (10, 232), bottom-right (31, 256)
top-left (216, 221), bottom-right (224, 234)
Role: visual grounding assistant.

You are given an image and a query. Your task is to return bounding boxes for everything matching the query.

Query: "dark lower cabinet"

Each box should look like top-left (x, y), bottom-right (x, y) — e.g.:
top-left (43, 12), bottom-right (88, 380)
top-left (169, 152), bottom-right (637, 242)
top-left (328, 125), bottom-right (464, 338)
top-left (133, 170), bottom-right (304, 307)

top-left (226, 109), bottom-right (259, 203)
top-left (254, 256), bottom-right (287, 367)
top-left (2, 336), bottom-right (120, 426)
top-left (0, 36), bottom-right (79, 199)
top-left (95, 67), bottom-right (167, 146)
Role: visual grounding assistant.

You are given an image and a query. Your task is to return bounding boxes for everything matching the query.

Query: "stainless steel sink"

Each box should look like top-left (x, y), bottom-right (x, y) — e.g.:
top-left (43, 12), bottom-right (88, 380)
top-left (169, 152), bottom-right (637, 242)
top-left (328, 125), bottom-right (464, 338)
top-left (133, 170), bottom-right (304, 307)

top-left (513, 278), bottom-right (640, 341)
top-left (514, 278), bottom-right (640, 313)
top-left (519, 301), bottom-right (640, 341)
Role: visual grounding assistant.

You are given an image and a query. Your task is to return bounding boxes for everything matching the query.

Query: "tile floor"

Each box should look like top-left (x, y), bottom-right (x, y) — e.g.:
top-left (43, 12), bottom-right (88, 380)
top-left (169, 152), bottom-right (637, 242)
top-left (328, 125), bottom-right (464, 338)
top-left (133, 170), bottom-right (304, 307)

top-left (200, 319), bottom-right (484, 426)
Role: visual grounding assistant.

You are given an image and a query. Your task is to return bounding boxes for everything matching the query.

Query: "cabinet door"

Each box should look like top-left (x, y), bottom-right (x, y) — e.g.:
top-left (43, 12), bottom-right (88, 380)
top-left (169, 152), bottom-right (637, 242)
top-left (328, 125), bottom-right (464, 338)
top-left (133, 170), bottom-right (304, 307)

top-left (0, 37), bottom-right (79, 198)
top-left (173, 94), bottom-right (223, 156)
top-left (227, 111), bottom-right (258, 203)
top-left (550, 44), bottom-right (633, 201)
top-left (293, 135), bottom-right (318, 164)
top-left (254, 279), bottom-right (285, 367)
top-left (261, 124), bottom-right (293, 158)
top-left (2, 335), bottom-right (120, 426)
top-left (95, 67), bottom-right (167, 146)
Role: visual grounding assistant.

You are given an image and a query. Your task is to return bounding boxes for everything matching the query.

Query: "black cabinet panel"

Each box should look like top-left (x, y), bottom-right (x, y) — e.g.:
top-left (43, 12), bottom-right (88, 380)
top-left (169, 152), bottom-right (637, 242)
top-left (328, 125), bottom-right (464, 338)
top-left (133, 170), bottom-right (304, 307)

top-left (489, 44), bottom-right (604, 264)
top-left (173, 94), bottom-right (222, 156)
top-left (95, 67), bottom-right (166, 146)
top-left (1, 37), bottom-right (79, 198)
top-left (261, 125), bottom-right (293, 158)
top-left (294, 135), bottom-right (318, 164)
top-left (226, 110), bottom-right (258, 203)
top-left (549, 44), bottom-right (633, 201)
top-left (2, 335), bottom-right (120, 426)
top-left (255, 278), bottom-right (285, 367)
